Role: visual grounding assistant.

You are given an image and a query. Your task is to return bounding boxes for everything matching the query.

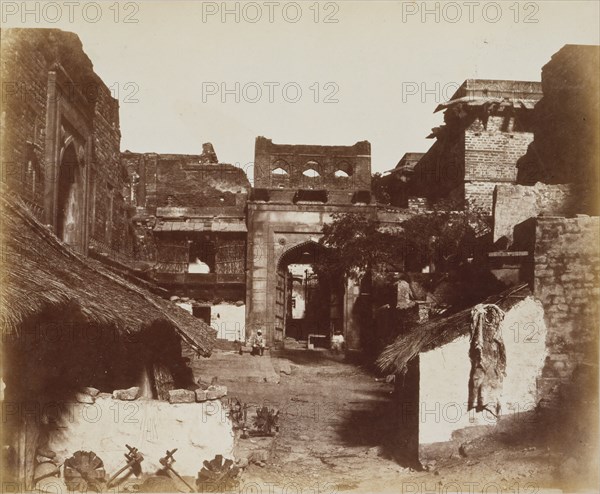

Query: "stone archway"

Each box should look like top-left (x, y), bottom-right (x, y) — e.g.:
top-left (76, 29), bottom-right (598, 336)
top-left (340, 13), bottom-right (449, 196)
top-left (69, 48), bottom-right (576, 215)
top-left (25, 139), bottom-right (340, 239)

top-left (274, 240), bottom-right (340, 344)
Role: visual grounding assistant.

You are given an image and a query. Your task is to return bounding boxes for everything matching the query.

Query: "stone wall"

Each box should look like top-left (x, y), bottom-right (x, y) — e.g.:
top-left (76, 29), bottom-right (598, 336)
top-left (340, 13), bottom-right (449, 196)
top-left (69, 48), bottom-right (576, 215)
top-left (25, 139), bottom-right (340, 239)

top-left (407, 80), bottom-right (541, 214)
top-left (533, 46), bottom-right (599, 187)
top-left (0, 28), bottom-right (49, 214)
top-left (123, 151), bottom-right (250, 213)
top-left (246, 203), bottom-right (376, 345)
top-left (121, 150), bottom-right (250, 299)
top-left (533, 216), bottom-right (600, 401)
top-left (1, 28), bottom-right (130, 256)
top-left (493, 183), bottom-right (582, 247)
top-left (90, 71), bottom-right (124, 253)
top-left (516, 45), bottom-right (599, 213)
top-left (253, 136), bottom-right (371, 192)
top-left (156, 160), bottom-right (249, 211)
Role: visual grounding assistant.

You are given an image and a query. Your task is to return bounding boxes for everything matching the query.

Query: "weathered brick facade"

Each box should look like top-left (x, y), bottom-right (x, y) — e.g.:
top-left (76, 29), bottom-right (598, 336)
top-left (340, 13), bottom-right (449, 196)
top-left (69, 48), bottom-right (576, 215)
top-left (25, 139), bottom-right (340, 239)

top-left (464, 114), bottom-right (535, 212)
top-left (410, 80), bottom-right (542, 214)
top-left (1, 28), bottom-right (131, 257)
top-left (486, 48), bottom-right (600, 409)
top-left (121, 150), bottom-right (250, 302)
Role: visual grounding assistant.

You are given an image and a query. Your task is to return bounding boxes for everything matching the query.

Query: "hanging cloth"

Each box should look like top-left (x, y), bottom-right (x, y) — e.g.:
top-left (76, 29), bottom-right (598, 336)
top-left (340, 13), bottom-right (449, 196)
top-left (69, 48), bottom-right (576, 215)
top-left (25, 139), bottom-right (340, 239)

top-left (468, 304), bottom-right (506, 416)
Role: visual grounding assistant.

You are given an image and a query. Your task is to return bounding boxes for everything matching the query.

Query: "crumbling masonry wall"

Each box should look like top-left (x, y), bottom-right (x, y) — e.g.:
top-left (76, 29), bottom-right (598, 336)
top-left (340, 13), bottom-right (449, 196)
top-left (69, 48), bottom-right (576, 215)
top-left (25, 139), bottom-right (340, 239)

top-left (253, 136), bottom-right (371, 192)
top-left (409, 80), bottom-right (541, 214)
top-left (534, 216), bottom-right (600, 401)
top-left (493, 183), bottom-right (584, 247)
top-left (48, 396), bottom-right (234, 477)
top-left (531, 46), bottom-right (599, 187)
top-left (0, 28), bottom-right (131, 255)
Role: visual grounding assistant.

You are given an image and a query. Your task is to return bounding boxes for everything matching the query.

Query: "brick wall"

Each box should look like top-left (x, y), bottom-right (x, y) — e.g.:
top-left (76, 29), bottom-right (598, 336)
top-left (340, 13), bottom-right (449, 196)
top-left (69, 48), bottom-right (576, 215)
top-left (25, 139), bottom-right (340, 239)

top-left (533, 216), bottom-right (600, 401)
top-left (90, 74), bottom-right (127, 254)
top-left (464, 181), bottom-right (500, 213)
top-left (156, 160), bottom-right (249, 211)
top-left (464, 115), bottom-right (534, 214)
top-left (408, 80), bottom-right (540, 214)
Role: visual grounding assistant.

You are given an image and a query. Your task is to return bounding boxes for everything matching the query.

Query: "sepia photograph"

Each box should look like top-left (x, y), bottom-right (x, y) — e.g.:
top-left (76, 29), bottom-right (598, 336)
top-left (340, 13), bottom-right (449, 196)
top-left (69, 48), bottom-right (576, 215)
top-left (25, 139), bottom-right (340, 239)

top-left (0, 1), bottom-right (599, 492)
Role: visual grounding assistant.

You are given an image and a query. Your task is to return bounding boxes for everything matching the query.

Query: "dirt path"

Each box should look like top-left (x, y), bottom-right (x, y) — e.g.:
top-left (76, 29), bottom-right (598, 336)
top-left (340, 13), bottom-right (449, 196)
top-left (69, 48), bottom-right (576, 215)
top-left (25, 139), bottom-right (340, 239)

top-left (241, 348), bottom-right (406, 491)
top-left (193, 347), bottom-right (575, 493)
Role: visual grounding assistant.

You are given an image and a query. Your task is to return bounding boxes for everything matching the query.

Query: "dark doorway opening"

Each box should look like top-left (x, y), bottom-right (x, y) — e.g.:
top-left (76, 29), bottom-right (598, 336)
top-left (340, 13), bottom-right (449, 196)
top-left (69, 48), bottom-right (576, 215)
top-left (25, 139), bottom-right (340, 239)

top-left (192, 305), bottom-right (211, 324)
top-left (188, 235), bottom-right (216, 273)
top-left (56, 144), bottom-right (83, 248)
top-left (275, 241), bottom-right (342, 344)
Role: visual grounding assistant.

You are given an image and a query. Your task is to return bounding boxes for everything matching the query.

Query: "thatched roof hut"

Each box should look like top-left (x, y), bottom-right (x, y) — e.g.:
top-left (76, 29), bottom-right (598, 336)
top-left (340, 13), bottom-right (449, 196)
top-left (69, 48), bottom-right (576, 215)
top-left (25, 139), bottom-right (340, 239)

top-left (376, 283), bottom-right (530, 374)
top-left (0, 193), bottom-right (216, 355)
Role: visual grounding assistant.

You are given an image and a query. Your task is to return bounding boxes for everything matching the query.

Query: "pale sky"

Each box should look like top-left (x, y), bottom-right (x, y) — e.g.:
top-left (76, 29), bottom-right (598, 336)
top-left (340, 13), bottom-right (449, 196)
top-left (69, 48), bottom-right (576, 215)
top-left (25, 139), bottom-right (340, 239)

top-left (4, 1), bottom-right (599, 176)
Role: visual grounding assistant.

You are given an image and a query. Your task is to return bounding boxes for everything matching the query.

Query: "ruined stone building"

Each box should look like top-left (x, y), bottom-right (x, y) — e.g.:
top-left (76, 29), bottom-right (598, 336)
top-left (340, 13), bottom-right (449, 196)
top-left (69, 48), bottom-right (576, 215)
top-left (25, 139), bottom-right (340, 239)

top-left (403, 79), bottom-right (543, 213)
top-left (3, 29), bottom-right (596, 359)
top-left (488, 44), bottom-right (600, 408)
top-left (1, 25), bottom-right (598, 485)
top-left (121, 137), bottom-right (376, 348)
top-left (121, 148), bottom-right (250, 339)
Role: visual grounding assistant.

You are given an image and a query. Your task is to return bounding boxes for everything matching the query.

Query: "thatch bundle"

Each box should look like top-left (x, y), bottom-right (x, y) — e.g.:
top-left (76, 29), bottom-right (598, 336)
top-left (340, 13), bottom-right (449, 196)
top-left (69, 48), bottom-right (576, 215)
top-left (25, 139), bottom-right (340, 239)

top-left (376, 283), bottom-right (529, 374)
top-left (0, 193), bottom-right (216, 355)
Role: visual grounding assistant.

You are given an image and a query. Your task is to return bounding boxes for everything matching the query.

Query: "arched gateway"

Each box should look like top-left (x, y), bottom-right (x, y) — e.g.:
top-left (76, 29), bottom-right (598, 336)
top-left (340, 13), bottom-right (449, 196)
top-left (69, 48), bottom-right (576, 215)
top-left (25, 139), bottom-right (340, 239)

top-left (245, 137), bottom-right (375, 348)
top-left (274, 240), bottom-right (336, 343)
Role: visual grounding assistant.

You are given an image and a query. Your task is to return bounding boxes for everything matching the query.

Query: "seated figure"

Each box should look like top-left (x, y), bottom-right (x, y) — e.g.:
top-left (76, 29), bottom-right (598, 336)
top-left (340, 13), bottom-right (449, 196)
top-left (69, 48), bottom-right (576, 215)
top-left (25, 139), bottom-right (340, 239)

top-left (330, 331), bottom-right (345, 353)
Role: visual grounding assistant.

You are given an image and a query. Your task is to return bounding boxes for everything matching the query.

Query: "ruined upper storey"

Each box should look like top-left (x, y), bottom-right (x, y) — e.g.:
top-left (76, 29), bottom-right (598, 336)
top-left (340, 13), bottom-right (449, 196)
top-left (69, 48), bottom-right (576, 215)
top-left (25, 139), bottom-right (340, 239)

top-left (121, 146), bottom-right (251, 217)
top-left (253, 136), bottom-right (372, 194)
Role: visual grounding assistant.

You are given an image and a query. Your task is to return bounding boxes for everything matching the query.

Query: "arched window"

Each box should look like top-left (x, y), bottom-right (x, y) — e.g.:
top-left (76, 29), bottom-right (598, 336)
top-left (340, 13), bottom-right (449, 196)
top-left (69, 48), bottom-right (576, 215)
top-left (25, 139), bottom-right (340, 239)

top-left (335, 161), bottom-right (353, 177)
top-left (302, 168), bottom-right (320, 178)
top-left (272, 167), bottom-right (288, 175)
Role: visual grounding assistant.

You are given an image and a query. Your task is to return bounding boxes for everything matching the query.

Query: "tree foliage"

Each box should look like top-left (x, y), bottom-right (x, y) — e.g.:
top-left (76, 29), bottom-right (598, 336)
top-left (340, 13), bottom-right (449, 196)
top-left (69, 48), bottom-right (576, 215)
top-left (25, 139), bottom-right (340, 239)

top-left (371, 173), bottom-right (391, 205)
top-left (314, 213), bottom-right (403, 281)
top-left (315, 207), bottom-right (490, 281)
top-left (401, 205), bottom-right (490, 271)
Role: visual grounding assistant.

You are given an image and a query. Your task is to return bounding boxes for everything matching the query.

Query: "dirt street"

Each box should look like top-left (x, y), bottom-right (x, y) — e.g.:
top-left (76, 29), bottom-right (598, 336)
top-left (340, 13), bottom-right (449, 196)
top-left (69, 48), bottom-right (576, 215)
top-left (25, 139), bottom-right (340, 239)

top-left (193, 347), bottom-right (580, 494)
